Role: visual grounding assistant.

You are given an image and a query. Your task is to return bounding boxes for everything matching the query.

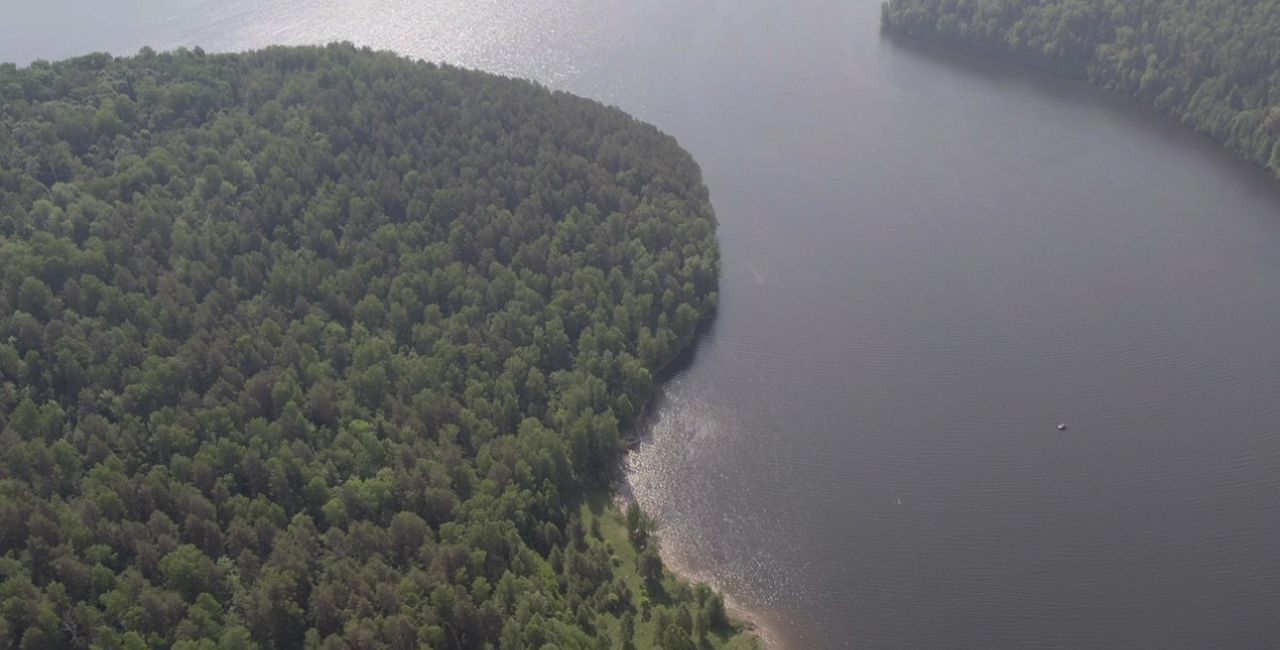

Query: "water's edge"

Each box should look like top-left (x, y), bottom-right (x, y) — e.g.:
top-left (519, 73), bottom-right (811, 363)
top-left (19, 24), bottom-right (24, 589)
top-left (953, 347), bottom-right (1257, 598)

top-left (877, 26), bottom-right (1280, 184)
top-left (609, 490), bottom-right (778, 650)
top-left (615, 308), bottom-right (776, 648)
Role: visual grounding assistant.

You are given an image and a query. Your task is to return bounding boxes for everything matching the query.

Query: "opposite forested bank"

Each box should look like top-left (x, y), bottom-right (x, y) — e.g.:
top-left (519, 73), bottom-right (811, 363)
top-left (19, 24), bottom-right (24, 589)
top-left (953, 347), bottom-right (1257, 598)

top-left (0, 43), bottom-right (743, 649)
top-left (881, 0), bottom-right (1280, 180)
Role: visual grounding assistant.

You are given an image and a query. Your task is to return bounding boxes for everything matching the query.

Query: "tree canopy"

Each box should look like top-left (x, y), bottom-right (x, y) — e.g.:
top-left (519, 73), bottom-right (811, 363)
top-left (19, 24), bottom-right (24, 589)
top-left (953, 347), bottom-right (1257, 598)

top-left (882, 0), bottom-right (1280, 178)
top-left (0, 43), bottom-right (739, 648)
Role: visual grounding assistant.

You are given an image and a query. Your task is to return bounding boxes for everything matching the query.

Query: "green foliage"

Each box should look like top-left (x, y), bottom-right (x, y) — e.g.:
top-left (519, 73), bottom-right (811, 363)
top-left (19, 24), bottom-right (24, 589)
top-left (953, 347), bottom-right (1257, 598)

top-left (882, 0), bottom-right (1280, 178)
top-left (576, 498), bottom-right (760, 650)
top-left (0, 43), bottom-right (724, 648)
top-left (625, 501), bottom-right (650, 549)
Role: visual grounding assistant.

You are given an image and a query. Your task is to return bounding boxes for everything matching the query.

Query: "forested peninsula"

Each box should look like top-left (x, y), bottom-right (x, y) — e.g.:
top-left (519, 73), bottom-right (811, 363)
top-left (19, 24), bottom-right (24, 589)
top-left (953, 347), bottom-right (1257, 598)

top-left (0, 44), bottom-right (754, 649)
top-left (881, 0), bottom-right (1280, 179)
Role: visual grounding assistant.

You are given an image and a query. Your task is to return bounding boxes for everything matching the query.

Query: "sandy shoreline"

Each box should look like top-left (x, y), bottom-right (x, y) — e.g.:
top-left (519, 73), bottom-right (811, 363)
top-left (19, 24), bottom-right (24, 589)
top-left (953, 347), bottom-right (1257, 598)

top-left (616, 314), bottom-right (789, 646)
top-left (611, 492), bottom-right (787, 650)
top-left (724, 601), bottom-right (785, 650)
top-left (660, 547), bottom-right (788, 650)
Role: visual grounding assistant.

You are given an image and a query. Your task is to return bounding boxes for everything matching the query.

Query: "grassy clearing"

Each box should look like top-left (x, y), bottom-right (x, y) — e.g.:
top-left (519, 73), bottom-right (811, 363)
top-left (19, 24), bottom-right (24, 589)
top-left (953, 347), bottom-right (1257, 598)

top-left (578, 491), bottom-right (764, 649)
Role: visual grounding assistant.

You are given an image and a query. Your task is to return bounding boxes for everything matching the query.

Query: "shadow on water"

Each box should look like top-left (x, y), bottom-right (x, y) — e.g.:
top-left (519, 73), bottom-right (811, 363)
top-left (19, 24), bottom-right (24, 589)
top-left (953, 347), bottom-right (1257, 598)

top-left (879, 29), bottom-right (1280, 205)
top-left (621, 306), bottom-right (719, 451)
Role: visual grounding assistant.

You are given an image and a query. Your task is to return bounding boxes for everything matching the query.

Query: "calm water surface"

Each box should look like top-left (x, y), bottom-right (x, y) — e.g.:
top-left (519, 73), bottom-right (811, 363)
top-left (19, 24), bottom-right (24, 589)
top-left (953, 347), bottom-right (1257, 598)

top-left (7, 2), bottom-right (1280, 647)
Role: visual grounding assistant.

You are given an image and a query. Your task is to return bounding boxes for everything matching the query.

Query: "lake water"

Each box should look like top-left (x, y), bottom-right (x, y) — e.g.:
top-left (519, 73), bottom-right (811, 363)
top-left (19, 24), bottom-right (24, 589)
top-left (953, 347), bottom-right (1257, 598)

top-left (7, 1), bottom-right (1280, 648)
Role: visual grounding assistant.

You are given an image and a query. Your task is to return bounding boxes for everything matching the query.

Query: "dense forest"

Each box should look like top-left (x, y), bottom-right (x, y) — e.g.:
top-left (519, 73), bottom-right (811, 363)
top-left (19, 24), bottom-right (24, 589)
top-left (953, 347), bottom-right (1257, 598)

top-left (0, 44), bottom-right (754, 649)
top-left (881, 0), bottom-right (1280, 179)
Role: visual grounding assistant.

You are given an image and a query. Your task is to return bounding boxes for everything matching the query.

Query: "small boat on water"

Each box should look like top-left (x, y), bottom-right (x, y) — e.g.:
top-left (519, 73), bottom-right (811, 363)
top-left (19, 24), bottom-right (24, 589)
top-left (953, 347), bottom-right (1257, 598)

top-left (1057, 423), bottom-right (1069, 431)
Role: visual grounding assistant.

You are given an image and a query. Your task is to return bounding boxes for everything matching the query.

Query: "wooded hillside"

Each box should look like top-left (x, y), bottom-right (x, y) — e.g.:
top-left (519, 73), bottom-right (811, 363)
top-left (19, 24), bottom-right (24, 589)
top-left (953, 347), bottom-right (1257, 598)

top-left (0, 44), bottom-right (740, 649)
